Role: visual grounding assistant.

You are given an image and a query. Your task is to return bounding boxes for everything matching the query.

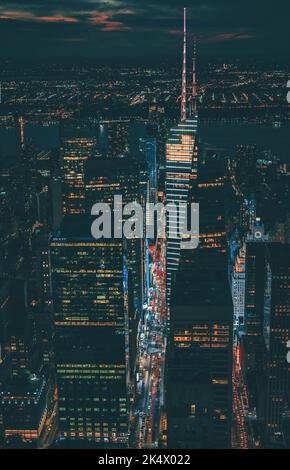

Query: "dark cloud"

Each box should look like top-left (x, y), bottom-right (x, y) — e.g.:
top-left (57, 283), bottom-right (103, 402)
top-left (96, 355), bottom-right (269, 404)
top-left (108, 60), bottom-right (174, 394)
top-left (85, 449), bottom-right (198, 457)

top-left (0, 0), bottom-right (289, 59)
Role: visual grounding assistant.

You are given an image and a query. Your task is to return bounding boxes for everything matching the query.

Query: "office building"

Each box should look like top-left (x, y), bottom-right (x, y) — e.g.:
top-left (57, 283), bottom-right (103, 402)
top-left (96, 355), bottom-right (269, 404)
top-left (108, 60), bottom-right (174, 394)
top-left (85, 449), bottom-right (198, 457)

top-left (263, 244), bottom-right (290, 445)
top-left (50, 216), bottom-right (129, 446)
top-left (167, 251), bottom-right (233, 448)
top-left (165, 17), bottom-right (199, 296)
top-left (61, 120), bottom-right (100, 215)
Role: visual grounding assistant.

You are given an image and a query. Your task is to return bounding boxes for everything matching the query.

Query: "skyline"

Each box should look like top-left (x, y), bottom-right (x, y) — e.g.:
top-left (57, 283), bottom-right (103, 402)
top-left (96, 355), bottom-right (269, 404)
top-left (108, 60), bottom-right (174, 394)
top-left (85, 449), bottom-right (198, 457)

top-left (0, 1), bottom-right (289, 60)
top-left (0, 3), bottom-right (290, 453)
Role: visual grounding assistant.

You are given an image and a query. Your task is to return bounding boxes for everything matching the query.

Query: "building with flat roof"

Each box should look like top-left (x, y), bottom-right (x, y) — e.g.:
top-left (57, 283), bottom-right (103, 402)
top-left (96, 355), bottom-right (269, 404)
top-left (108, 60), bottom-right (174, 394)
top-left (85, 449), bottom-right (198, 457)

top-left (167, 251), bottom-right (233, 449)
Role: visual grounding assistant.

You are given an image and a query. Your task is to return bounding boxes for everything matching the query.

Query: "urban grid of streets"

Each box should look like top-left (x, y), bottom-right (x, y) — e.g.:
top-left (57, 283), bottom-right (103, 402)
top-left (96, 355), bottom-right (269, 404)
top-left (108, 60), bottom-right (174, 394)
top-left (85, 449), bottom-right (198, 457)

top-left (134, 238), bottom-right (167, 448)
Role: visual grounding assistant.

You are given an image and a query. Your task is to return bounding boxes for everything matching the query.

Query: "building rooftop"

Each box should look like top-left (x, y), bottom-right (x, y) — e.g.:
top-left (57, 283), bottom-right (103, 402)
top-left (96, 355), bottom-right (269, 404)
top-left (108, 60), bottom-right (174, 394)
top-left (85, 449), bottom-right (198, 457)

top-left (171, 251), bottom-right (232, 322)
top-left (51, 215), bottom-right (122, 242)
top-left (0, 372), bottom-right (46, 402)
top-left (266, 243), bottom-right (290, 269)
top-left (85, 156), bottom-right (137, 179)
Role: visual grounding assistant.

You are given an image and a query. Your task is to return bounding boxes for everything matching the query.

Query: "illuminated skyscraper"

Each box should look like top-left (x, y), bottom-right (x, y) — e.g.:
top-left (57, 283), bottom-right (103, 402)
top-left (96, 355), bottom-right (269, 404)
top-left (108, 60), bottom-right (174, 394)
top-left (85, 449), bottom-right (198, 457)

top-left (245, 243), bottom-right (267, 339)
top-left (84, 157), bottom-right (139, 208)
top-left (232, 245), bottom-right (246, 337)
top-left (99, 120), bottom-right (129, 159)
top-left (50, 216), bottom-right (129, 446)
top-left (165, 9), bottom-right (199, 297)
top-left (61, 120), bottom-right (100, 215)
top-left (193, 153), bottom-right (227, 253)
top-left (166, 119), bottom-right (198, 293)
top-left (84, 157), bottom-right (142, 388)
top-left (139, 137), bottom-right (157, 203)
top-left (84, 157), bottom-right (142, 313)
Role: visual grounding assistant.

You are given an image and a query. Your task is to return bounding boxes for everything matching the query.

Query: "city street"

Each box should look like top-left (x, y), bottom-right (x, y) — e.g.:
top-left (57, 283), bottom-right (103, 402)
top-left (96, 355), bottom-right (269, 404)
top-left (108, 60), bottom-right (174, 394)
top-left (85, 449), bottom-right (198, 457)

top-left (135, 238), bottom-right (167, 448)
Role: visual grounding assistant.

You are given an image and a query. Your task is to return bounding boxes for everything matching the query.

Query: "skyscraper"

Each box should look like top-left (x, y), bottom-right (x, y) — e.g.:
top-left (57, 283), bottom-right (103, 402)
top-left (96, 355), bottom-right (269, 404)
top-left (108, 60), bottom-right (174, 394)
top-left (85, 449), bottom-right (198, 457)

top-left (232, 245), bottom-right (246, 337)
top-left (165, 9), bottom-right (199, 298)
top-left (192, 153), bottom-right (227, 253)
top-left (49, 216), bottom-right (129, 446)
top-left (244, 243), bottom-right (267, 340)
top-left (99, 120), bottom-right (129, 159)
top-left (61, 120), bottom-right (100, 216)
top-left (263, 244), bottom-right (290, 446)
top-left (84, 156), bottom-right (142, 392)
top-left (243, 222), bottom-right (269, 388)
top-left (242, 242), bottom-right (290, 447)
top-left (167, 251), bottom-right (233, 448)
top-left (139, 137), bottom-right (157, 204)
top-left (0, 279), bottom-right (10, 385)
top-left (84, 156), bottom-right (142, 314)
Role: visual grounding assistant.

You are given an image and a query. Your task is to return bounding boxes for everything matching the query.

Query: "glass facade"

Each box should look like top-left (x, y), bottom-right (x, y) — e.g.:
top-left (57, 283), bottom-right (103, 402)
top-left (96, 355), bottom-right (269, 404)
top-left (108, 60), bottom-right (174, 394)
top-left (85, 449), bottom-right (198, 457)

top-left (165, 117), bottom-right (198, 298)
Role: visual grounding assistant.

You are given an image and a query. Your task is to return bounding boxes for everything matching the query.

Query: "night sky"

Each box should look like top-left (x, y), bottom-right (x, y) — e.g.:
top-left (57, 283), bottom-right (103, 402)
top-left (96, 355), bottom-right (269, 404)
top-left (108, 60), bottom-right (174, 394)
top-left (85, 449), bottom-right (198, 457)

top-left (0, 0), bottom-right (289, 60)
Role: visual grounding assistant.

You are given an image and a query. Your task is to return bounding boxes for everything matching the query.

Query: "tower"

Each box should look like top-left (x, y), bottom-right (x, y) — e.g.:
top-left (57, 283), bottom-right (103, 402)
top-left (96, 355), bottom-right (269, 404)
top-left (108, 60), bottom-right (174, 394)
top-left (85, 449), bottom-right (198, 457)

top-left (166, 9), bottom-right (199, 300)
top-left (167, 251), bottom-right (233, 449)
top-left (50, 216), bottom-right (129, 446)
top-left (60, 119), bottom-right (99, 216)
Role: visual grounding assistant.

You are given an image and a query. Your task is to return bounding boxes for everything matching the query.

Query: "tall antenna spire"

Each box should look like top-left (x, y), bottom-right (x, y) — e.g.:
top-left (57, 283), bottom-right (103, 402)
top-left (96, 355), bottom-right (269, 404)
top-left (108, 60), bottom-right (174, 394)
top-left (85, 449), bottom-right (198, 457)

top-left (191, 39), bottom-right (197, 116)
top-left (181, 7), bottom-right (187, 122)
top-left (19, 116), bottom-right (25, 149)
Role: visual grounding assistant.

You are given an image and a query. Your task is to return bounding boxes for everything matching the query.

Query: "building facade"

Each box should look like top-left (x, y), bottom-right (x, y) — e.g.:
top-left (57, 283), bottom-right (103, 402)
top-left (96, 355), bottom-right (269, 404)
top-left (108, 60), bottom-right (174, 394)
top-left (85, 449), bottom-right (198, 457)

top-left (50, 217), bottom-right (129, 446)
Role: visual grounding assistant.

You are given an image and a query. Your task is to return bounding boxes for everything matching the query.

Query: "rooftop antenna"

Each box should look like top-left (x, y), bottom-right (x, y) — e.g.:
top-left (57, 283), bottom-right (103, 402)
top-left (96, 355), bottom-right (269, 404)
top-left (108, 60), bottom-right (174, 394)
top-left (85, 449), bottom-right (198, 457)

top-left (19, 116), bottom-right (25, 149)
top-left (191, 39), bottom-right (197, 116)
top-left (181, 7), bottom-right (187, 122)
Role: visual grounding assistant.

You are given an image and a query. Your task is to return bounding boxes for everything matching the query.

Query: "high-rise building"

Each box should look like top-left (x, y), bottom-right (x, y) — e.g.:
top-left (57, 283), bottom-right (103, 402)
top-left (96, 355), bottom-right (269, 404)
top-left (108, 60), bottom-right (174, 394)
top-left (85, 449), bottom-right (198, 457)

top-left (49, 216), bottom-right (129, 446)
top-left (243, 221), bottom-right (269, 384)
top-left (166, 67), bottom-right (232, 446)
top-left (242, 242), bottom-right (290, 446)
top-left (165, 8), bottom-right (198, 301)
top-left (241, 241), bottom-right (267, 414)
top-left (165, 120), bottom-right (198, 296)
top-left (232, 245), bottom-right (246, 338)
top-left (85, 156), bottom-right (143, 319)
top-left (35, 150), bottom-right (53, 180)
top-left (99, 120), bottom-right (129, 159)
top-left (139, 137), bottom-right (157, 204)
top-left (245, 243), bottom-right (267, 340)
top-left (0, 279), bottom-right (10, 385)
top-left (8, 278), bottom-right (31, 378)
top-left (193, 154), bottom-right (227, 253)
top-left (262, 244), bottom-right (290, 445)
top-left (61, 120), bottom-right (100, 215)
top-left (167, 251), bottom-right (233, 448)
top-left (244, 220), bottom-right (268, 341)
top-left (165, 9), bottom-right (199, 297)
top-left (84, 157), bottom-right (139, 209)
top-left (235, 145), bottom-right (259, 196)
